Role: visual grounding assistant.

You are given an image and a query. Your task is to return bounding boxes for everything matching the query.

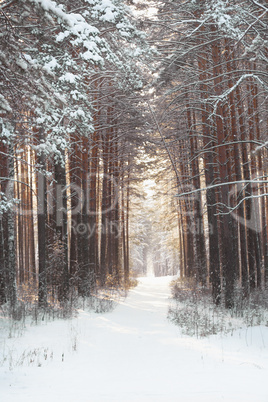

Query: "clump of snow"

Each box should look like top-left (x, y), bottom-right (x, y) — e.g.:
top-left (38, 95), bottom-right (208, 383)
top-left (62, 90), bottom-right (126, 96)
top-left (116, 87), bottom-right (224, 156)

top-left (90, 0), bottom-right (118, 23)
top-left (59, 72), bottom-right (77, 83)
top-left (204, 0), bottom-right (241, 39)
top-left (56, 30), bottom-right (70, 42)
top-left (15, 57), bottom-right (28, 71)
top-left (70, 108), bottom-right (86, 119)
top-left (81, 50), bottom-right (103, 63)
top-left (32, 0), bottom-right (99, 37)
top-left (43, 57), bottom-right (59, 73)
top-left (24, 54), bottom-right (38, 67)
top-left (0, 94), bottom-right (12, 113)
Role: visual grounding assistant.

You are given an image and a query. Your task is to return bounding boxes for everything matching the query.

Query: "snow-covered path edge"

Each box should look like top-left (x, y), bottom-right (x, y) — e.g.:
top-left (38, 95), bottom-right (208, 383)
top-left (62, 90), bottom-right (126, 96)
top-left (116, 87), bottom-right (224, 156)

top-left (1, 276), bottom-right (268, 402)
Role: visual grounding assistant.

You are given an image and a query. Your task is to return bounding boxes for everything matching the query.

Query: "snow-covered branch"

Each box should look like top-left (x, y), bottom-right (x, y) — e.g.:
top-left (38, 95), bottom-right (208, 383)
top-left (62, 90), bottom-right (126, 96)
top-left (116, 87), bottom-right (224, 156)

top-left (209, 73), bottom-right (267, 119)
top-left (176, 179), bottom-right (268, 199)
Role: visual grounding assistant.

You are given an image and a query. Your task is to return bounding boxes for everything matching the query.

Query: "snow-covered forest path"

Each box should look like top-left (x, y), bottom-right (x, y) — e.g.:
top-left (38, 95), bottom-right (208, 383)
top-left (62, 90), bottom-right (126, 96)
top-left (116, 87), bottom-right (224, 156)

top-left (1, 276), bottom-right (268, 402)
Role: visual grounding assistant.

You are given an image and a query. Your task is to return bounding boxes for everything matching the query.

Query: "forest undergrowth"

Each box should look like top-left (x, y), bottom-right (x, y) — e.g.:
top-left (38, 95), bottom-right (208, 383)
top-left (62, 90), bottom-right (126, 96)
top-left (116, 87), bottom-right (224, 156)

top-left (0, 276), bottom-right (139, 370)
top-left (168, 278), bottom-right (268, 338)
top-left (0, 279), bottom-right (134, 340)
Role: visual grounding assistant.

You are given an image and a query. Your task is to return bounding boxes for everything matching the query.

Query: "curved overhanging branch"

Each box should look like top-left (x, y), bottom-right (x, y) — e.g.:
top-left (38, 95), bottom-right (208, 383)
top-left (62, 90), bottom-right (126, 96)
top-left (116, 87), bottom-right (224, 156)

top-left (147, 101), bottom-right (181, 184)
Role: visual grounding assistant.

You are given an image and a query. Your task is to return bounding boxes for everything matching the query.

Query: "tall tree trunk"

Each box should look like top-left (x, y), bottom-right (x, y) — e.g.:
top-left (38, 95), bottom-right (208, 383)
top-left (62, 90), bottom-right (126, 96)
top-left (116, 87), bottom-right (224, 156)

top-left (186, 100), bottom-right (208, 285)
top-left (0, 139), bottom-right (12, 305)
top-left (37, 143), bottom-right (47, 307)
top-left (100, 130), bottom-right (110, 286)
top-left (235, 83), bottom-right (258, 291)
top-left (69, 137), bottom-right (80, 285)
top-left (198, 52), bottom-right (221, 303)
top-left (211, 36), bottom-right (235, 308)
top-left (78, 136), bottom-right (91, 296)
top-left (225, 44), bottom-right (249, 294)
top-left (55, 161), bottom-right (69, 301)
top-left (6, 139), bottom-right (17, 312)
top-left (247, 71), bottom-right (262, 288)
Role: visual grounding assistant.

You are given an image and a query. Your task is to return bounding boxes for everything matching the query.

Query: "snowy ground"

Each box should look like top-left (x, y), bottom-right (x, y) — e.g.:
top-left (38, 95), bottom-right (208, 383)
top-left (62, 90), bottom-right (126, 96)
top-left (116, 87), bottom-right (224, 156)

top-left (1, 276), bottom-right (268, 402)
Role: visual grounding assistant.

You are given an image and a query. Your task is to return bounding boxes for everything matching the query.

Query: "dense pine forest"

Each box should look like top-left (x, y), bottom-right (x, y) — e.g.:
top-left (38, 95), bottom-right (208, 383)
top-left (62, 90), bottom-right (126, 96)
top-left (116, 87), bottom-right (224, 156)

top-left (0, 0), bottom-right (267, 315)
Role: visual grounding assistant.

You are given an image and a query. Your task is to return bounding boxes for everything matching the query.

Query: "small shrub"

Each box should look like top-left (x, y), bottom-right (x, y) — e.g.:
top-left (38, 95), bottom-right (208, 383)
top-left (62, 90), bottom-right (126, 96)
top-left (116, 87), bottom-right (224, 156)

top-left (127, 277), bottom-right (139, 289)
top-left (168, 278), bottom-right (268, 338)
